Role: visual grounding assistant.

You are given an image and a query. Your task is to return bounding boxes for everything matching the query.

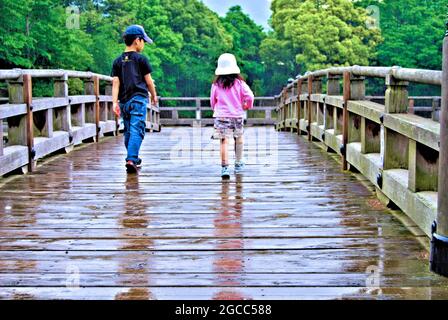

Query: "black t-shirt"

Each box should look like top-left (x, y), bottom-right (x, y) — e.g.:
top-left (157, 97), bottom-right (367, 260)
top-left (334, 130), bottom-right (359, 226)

top-left (111, 51), bottom-right (153, 103)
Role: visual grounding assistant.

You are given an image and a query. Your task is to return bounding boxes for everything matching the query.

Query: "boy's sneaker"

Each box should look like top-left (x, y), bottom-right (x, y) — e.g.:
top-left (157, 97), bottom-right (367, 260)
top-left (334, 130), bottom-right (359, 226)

top-left (136, 158), bottom-right (143, 168)
top-left (126, 161), bottom-right (138, 174)
top-left (221, 166), bottom-right (230, 179)
top-left (235, 160), bottom-right (245, 174)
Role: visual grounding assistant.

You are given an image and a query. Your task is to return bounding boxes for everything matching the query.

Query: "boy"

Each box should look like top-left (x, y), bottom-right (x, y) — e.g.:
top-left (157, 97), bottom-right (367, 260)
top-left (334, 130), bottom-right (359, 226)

top-left (111, 25), bottom-right (158, 174)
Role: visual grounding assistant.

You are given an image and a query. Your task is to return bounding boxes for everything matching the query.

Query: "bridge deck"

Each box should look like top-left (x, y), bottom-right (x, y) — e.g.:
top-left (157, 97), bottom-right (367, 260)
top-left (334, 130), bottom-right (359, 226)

top-left (0, 127), bottom-right (448, 300)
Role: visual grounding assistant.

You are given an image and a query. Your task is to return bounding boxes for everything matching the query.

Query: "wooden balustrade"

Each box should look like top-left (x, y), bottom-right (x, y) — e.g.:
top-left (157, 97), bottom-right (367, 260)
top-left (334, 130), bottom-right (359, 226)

top-left (158, 97), bottom-right (277, 126)
top-left (0, 68), bottom-right (160, 176)
top-left (275, 66), bottom-right (442, 238)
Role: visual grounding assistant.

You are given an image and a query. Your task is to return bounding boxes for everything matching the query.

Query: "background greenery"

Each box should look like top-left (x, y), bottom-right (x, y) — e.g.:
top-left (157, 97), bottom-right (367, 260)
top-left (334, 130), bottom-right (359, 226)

top-left (0, 0), bottom-right (445, 97)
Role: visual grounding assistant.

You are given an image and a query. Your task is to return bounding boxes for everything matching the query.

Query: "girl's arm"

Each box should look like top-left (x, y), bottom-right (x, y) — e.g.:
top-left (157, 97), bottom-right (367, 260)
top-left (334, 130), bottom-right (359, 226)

top-left (242, 81), bottom-right (255, 110)
top-left (210, 84), bottom-right (217, 110)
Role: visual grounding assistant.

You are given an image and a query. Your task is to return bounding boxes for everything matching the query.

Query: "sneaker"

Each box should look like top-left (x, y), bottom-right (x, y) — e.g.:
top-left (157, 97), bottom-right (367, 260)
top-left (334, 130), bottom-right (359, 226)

top-left (235, 160), bottom-right (245, 174)
top-left (136, 158), bottom-right (143, 168)
top-left (125, 161), bottom-right (138, 174)
top-left (221, 166), bottom-right (230, 179)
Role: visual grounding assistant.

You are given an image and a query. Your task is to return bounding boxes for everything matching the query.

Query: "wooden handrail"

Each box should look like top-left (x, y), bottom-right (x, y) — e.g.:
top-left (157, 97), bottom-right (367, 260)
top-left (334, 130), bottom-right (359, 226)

top-left (0, 68), bottom-right (160, 176)
top-left (275, 64), bottom-right (442, 239)
top-left (0, 69), bottom-right (113, 82)
top-left (158, 96), bottom-right (277, 126)
top-left (284, 66), bottom-right (442, 89)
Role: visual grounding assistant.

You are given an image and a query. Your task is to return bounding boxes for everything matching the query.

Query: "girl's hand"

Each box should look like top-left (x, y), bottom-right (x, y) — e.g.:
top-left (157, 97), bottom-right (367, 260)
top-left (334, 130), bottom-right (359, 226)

top-left (243, 102), bottom-right (250, 110)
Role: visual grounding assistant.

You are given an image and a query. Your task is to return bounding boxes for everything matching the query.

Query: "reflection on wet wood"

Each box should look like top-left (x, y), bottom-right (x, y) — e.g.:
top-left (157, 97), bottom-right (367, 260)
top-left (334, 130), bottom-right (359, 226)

top-left (0, 127), bottom-right (447, 300)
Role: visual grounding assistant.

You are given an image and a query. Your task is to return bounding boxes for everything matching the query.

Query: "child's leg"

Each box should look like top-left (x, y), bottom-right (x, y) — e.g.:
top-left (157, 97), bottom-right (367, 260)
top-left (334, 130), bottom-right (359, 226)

top-left (220, 138), bottom-right (229, 166)
top-left (123, 118), bottom-right (130, 150)
top-left (126, 98), bottom-right (147, 163)
top-left (234, 135), bottom-right (244, 163)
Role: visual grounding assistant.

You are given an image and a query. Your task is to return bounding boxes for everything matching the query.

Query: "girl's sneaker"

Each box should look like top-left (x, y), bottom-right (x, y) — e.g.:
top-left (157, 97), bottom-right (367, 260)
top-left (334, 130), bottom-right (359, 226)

top-left (136, 158), bottom-right (143, 168)
top-left (235, 160), bottom-right (245, 174)
top-left (221, 166), bottom-right (231, 179)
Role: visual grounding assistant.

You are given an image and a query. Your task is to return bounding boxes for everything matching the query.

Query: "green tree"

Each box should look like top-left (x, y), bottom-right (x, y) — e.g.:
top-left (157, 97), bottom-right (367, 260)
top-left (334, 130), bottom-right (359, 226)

top-left (0, 0), bottom-right (33, 68)
top-left (164, 0), bottom-right (232, 96)
top-left (260, 32), bottom-right (297, 95)
top-left (264, 0), bottom-right (381, 73)
top-left (0, 0), bottom-right (93, 70)
top-left (355, 0), bottom-right (445, 70)
top-left (221, 5), bottom-right (266, 94)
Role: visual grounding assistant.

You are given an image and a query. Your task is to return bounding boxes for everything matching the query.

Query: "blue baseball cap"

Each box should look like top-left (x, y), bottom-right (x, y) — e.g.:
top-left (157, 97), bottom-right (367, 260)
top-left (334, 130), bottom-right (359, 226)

top-left (124, 25), bottom-right (153, 44)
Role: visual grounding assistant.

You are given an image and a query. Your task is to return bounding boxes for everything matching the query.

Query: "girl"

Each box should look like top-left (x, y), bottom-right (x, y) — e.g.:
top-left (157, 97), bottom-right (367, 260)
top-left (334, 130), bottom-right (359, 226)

top-left (211, 53), bottom-right (254, 179)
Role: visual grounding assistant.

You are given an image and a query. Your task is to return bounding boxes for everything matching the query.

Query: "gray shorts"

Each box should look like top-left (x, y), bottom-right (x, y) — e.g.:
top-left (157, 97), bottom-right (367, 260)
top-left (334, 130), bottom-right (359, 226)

top-left (212, 117), bottom-right (244, 139)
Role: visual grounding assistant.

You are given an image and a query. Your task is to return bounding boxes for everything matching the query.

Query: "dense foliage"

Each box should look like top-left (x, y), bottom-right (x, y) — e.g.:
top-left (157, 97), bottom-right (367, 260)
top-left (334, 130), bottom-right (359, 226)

top-left (0, 0), bottom-right (445, 96)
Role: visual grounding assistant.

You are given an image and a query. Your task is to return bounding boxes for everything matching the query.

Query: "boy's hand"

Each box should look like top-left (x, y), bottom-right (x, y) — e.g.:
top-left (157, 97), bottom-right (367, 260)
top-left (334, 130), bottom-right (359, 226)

top-left (113, 102), bottom-right (120, 117)
top-left (151, 96), bottom-right (158, 106)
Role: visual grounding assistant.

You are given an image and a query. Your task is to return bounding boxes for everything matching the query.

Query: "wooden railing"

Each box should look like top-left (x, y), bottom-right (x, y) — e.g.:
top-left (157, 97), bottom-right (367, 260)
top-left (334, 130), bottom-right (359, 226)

top-left (276, 65), bottom-right (441, 237)
top-left (0, 68), bottom-right (160, 176)
top-left (159, 97), bottom-right (277, 126)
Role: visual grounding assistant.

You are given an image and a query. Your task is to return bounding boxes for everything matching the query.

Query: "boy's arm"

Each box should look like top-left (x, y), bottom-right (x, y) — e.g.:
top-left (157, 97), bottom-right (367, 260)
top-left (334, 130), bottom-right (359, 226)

top-left (144, 73), bottom-right (158, 106)
top-left (112, 77), bottom-right (120, 117)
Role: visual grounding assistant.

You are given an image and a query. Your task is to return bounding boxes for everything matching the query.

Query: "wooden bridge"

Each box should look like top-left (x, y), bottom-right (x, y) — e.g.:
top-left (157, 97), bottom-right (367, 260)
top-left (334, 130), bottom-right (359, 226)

top-left (1, 68), bottom-right (448, 299)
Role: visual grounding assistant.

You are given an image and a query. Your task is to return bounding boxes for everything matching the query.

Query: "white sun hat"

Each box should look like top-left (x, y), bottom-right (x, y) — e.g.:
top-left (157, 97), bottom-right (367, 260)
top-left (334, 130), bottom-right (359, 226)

top-left (215, 53), bottom-right (241, 75)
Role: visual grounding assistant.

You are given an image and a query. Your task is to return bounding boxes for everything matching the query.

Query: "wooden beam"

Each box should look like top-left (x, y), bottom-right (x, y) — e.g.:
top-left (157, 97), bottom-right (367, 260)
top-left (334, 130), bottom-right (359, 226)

top-left (342, 72), bottom-right (351, 170)
top-left (94, 76), bottom-right (100, 142)
top-left (0, 119), bottom-right (3, 157)
top-left (307, 76), bottom-right (313, 141)
top-left (297, 79), bottom-right (302, 134)
top-left (431, 21), bottom-right (448, 277)
top-left (327, 74), bottom-right (341, 96)
top-left (437, 31), bottom-right (448, 236)
top-left (195, 98), bottom-right (201, 122)
top-left (23, 74), bottom-right (35, 172)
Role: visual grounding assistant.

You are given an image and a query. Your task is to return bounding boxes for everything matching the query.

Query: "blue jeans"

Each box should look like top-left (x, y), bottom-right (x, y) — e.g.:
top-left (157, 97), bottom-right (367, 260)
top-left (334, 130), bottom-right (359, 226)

top-left (120, 95), bottom-right (147, 163)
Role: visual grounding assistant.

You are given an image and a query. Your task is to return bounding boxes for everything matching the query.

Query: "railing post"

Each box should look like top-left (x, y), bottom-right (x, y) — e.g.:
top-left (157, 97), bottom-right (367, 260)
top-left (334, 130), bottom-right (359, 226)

top-left (83, 77), bottom-right (96, 140)
top-left (0, 119), bottom-right (3, 157)
top-left (342, 72), bottom-right (351, 170)
top-left (24, 74), bottom-right (35, 172)
top-left (265, 108), bottom-right (271, 122)
top-left (380, 69), bottom-right (410, 175)
top-left (172, 108), bottom-right (179, 121)
top-left (54, 73), bottom-right (68, 97)
top-left (385, 69), bottom-right (409, 113)
top-left (313, 77), bottom-right (323, 128)
top-left (350, 75), bottom-right (365, 100)
top-left (325, 74), bottom-right (340, 135)
top-left (6, 75), bottom-right (27, 147)
top-left (327, 74), bottom-right (341, 96)
top-left (431, 12), bottom-right (448, 277)
top-left (307, 75), bottom-right (313, 141)
top-left (94, 76), bottom-right (100, 142)
top-left (296, 79), bottom-right (302, 134)
top-left (6, 73), bottom-right (35, 172)
top-left (280, 87), bottom-right (286, 131)
top-left (195, 98), bottom-right (201, 122)
top-left (409, 98), bottom-right (415, 115)
top-left (432, 97), bottom-right (441, 122)
top-left (53, 73), bottom-right (70, 136)
top-left (156, 102), bottom-right (161, 131)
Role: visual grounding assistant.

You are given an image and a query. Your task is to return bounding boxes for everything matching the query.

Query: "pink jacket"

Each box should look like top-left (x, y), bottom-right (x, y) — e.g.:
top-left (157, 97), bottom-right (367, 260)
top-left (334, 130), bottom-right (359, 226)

top-left (210, 79), bottom-right (254, 118)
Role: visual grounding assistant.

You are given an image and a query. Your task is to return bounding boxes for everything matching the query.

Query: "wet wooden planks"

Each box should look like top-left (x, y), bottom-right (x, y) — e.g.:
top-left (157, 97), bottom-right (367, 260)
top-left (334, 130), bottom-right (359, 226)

top-left (0, 126), bottom-right (448, 300)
